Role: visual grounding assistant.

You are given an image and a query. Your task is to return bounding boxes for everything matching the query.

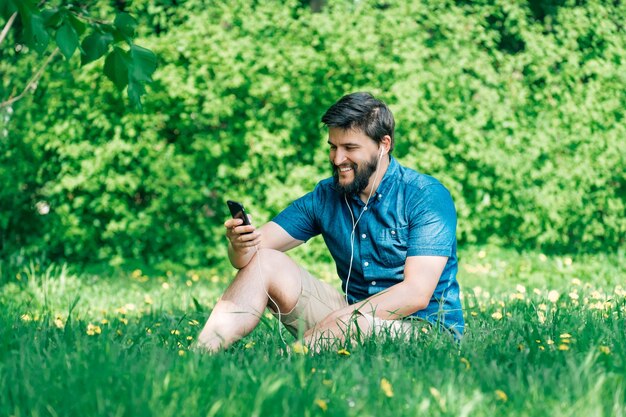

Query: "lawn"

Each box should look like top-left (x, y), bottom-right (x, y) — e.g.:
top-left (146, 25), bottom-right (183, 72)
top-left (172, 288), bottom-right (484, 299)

top-left (1, 246), bottom-right (624, 416)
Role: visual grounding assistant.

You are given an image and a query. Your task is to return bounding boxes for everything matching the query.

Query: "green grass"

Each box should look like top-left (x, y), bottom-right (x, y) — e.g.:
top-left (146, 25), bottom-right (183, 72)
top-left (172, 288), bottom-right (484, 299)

top-left (1, 246), bottom-right (625, 416)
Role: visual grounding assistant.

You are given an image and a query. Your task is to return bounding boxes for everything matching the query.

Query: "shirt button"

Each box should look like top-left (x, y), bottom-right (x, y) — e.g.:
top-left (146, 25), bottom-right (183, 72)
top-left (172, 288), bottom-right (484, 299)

top-left (363, 206), bottom-right (368, 211)
top-left (391, 230), bottom-right (396, 235)
top-left (361, 233), bottom-right (367, 239)
top-left (364, 261), bottom-right (369, 267)
top-left (371, 281), bottom-right (377, 286)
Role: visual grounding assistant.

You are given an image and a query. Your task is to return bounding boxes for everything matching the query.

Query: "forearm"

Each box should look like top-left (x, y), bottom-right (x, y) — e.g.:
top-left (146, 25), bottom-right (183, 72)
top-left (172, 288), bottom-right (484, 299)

top-left (353, 281), bottom-right (429, 319)
top-left (227, 242), bottom-right (256, 269)
top-left (303, 281), bottom-right (430, 346)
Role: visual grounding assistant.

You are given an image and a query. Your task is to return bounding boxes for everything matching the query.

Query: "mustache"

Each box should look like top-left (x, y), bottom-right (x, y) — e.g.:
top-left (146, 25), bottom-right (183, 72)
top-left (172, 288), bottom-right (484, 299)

top-left (332, 162), bottom-right (357, 173)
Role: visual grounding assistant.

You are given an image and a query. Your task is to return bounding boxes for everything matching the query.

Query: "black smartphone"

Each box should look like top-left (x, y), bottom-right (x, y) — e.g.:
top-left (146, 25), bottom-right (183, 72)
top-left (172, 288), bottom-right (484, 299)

top-left (227, 200), bottom-right (252, 228)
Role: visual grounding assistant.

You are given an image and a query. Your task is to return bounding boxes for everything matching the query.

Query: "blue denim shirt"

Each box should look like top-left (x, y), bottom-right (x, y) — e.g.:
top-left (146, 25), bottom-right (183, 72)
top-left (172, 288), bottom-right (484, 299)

top-left (272, 157), bottom-right (464, 335)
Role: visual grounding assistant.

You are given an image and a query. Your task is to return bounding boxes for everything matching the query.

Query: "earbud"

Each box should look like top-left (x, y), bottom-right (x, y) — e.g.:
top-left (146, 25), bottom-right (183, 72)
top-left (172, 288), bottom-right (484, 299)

top-left (379, 147), bottom-right (385, 159)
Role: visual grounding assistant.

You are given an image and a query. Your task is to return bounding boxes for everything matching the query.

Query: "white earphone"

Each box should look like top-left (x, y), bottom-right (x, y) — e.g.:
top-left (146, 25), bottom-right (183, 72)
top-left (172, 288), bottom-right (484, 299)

top-left (343, 144), bottom-right (387, 303)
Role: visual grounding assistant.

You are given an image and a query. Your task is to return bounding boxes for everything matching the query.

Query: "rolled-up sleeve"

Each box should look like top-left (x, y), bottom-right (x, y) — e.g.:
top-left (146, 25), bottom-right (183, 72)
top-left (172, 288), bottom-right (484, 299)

top-left (406, 184), bottom-right (457, 257)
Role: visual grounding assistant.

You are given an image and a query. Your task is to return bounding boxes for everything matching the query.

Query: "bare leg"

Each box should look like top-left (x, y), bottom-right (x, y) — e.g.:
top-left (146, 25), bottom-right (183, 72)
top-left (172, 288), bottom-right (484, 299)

top-left (196, 248), bottom-right (302, 351)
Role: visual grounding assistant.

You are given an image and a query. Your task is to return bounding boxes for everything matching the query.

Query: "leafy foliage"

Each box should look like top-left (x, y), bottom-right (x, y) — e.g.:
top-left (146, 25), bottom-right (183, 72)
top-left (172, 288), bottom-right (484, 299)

top-left (1, 0), bottom-right (624, 266)
top-left (1, 0), bottom-right (156, 108)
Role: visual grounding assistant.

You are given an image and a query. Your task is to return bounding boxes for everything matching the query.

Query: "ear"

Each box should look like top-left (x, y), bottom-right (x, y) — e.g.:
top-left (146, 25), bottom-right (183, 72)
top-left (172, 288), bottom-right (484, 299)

top-left (380, 135), bottom-right (392, 155)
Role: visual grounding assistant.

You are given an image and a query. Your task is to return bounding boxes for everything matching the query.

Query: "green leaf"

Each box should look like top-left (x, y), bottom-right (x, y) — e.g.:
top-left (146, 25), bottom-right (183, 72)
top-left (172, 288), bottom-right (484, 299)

top-left (103, 47), bottom-right (130, 91)
top-left (21, 9), bottom-right (50, 54)
top-left (128, 78), bottom-right (146, 109)
top-left (114, 12), bottom-right (137, 39)
top-left (80, 32), bottom-right (113, 65)
top-left (68, 13), bottom-right (87, 36)
top-left (41, 8), bottom-right (62, 27)
top-left (56, 21), bottom-right (79, 60)
top-left (130, 44), bottom-right (157, 83)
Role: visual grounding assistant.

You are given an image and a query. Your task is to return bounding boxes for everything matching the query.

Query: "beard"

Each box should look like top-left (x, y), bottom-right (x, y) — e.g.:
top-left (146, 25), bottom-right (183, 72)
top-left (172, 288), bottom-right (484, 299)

top-left (332, 154), bottom-right (379, 196)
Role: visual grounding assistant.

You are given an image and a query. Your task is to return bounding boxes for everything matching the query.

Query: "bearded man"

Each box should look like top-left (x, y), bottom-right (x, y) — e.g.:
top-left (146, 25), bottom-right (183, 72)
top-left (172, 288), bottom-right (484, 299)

top-left (198, 92), bottom-right (464, 351)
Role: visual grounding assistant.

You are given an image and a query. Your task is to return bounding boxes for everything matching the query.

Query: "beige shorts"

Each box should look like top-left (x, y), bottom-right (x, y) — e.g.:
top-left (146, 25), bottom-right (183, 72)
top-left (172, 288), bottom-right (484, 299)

top-left (272, 265), bottom-right (428, 339)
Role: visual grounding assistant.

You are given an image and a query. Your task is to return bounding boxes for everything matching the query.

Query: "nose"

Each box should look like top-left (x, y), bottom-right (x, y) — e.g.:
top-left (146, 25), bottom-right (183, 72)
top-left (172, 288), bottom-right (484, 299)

top-left (331, 148), bottom-right (346, 166)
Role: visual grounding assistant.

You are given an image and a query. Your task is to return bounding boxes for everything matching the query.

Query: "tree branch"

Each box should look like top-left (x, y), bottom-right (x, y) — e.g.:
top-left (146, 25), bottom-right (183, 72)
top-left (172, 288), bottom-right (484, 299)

top-left (0, 48), bottom-right (60, 109)
top-left (0, 12), bottom-right (18, 47)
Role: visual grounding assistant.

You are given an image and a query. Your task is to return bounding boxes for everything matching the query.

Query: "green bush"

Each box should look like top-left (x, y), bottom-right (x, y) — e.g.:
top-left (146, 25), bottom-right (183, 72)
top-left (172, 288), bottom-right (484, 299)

top-left (1, 0), bottom-right (624, 267)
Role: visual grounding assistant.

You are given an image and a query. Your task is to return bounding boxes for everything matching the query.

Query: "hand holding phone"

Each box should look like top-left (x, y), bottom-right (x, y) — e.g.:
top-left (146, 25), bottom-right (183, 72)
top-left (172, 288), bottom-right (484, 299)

top-left (227, 200), bottom-right (251, 228)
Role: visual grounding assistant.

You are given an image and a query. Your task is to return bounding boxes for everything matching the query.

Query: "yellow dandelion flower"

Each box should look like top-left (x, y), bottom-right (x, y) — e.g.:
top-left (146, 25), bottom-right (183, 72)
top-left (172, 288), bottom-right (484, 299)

top-left (119, 318), bottom-right (128, 325)
top-left (337, 348), bottom-right (351, 356)
top-left (515, 285), bottom-right (526, 294)
top-left (314, 399), bottom-right (328, 412)
top-left (546, 339), bottom-right (554, 345)
top-left (559, 333), bottom-right (572, 339)
top-left (533, 288), bottom-right (542, 296)
top-left (186, 280), bottom-right (193, 287)
top-left (146, 328), bottom-right (152, 335)
top-left (191, 273), bottom-right (200, 282)
top-left (558, 344), bottom-right (569, 351)
top-left (311, 368), bottom-right (316, 373)
top-left (547, 290), bottom-right (560, 303)
top-left (162, 282), bottom-right (170, 290)
top-left (571, 278), bottom-right (581, 286)
top-left (131, 269), bottom-right (142, 279)
top-left (380, 378), bottom-right (394, 398)
top-left (186, 336), bottom-right (193, 341)
top-left (116, 330), bottom-right (123, 336)
top-left (54, 317), bottom-right (65, 329)
top-left (539, 346), bottom-right (545, 351)
top-left (538, 303), bottom-right (547, 311)
top-left (470, 311), bottom-right (478, 317)
top-left (244, 341), bottom-right (255, 349)
top-left (20, 314), bottom-right (32, 322)
top-left (178, 349), bottom-right (185, 356)
top-left (539, 253), bottom-right (547, 262)
top-left (569, 291), bottom-right (579, 300)
top-left (460, 357), bottom-right (471, 370)
top-left (322, 379), bottom-right (333, 387)
top-left (100, 319), bottom-right (109, 325)
top-left (478, 250), bottom-right (487, 259)
top-left (171, 329), bottom-right (180, 335)
top-left (188, 319), bottom-right (199, 326)
top-left (420, 327), bottom-right (429, 334)
top-left (86, 323), bottom-right (101, 336)
top-left (292, 342), bottom-right (309, 355)
top-left (495, 390), bottom-right (508, 402)
top-left (491, 311), bottom-right (503, 320)
top-left (599, 346), bottom-right (611, 355)
top-left (144, 295), bottom-right (154, 305)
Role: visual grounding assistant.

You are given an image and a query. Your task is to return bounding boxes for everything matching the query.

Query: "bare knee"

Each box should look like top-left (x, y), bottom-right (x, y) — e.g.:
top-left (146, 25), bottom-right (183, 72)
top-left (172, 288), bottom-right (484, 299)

top-left (246, 248), bottom-right (294, 276)
top-left (245, 248), bottom-right (301, 310)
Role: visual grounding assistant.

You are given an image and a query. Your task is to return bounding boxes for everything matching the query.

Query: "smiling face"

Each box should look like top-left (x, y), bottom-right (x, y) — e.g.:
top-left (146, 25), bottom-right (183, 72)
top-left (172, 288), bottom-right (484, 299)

top-left (328, 127), bottom-right (388, 198)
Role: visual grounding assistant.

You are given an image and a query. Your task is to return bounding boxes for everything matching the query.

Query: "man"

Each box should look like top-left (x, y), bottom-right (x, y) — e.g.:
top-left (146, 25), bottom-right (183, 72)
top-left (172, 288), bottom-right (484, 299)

top-left (197, 92), bottom-right (463, 351)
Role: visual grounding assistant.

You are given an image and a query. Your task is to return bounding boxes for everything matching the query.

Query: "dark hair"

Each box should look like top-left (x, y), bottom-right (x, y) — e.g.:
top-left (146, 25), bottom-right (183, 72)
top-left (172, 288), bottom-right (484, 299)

top-left (321, 92), bottom-right (395, 152)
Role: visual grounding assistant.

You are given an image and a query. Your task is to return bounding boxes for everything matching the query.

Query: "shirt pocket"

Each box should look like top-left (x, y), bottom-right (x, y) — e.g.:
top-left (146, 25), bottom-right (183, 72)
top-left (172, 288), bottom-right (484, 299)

top-left (377, 226), bottom-right (409, 267)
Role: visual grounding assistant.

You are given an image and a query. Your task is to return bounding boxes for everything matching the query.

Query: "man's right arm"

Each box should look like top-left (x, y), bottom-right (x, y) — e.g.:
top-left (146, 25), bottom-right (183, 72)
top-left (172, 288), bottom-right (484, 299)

top-left (225, 219), bottom-right (303, 269)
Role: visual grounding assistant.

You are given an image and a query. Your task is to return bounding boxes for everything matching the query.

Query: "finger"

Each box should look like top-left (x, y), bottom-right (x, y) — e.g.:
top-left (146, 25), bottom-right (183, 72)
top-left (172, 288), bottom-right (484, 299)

top-left (233, 225), bottom-right (256, 235)
top-left (225, 218), bottom-right (243, 228)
